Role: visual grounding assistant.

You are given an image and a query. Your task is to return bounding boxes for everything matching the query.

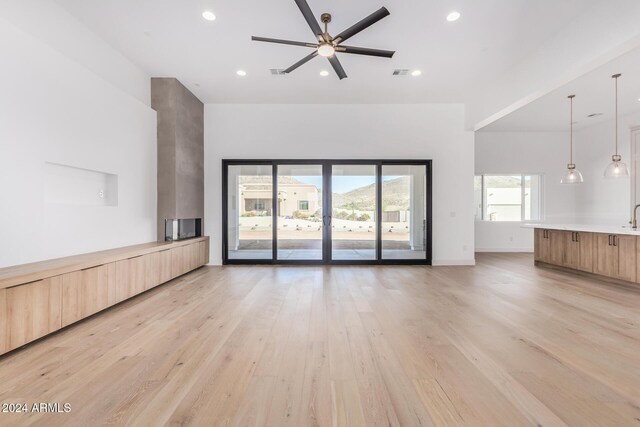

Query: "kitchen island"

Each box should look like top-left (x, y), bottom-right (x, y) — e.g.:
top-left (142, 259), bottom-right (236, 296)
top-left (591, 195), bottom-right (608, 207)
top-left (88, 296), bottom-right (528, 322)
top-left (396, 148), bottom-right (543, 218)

top-left (524, 224), bottom-right (640, 285)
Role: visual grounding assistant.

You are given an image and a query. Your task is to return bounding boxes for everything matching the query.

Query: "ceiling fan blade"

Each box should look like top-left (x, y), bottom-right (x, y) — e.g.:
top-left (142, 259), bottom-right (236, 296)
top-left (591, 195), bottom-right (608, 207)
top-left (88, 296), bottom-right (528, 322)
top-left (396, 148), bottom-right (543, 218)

top-left (294, 0), bottom-right (324, 41)
top-left (252, 36), bottom-right (317, 48)
top-left (284, 51), bottom-right (319, 74)
top-left (328, 55), bottom-right (347, 80)
top-left (337, 45), bottom-right (395, 58)
top-left (333, 7), bottom-right (390, 44)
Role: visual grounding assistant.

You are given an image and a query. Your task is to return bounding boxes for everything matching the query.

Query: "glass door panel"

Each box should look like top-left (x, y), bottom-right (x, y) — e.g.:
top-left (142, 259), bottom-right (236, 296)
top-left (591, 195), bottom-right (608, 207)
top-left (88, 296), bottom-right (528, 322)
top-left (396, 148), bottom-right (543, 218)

top-left (227, 164), bottom-right (273, 260)
top-left (381, 165), bottom-right (427, 260)
top-left (331, 164), bottom-right (377, 260)
top-left (276, 165), bottom-right (324, 260)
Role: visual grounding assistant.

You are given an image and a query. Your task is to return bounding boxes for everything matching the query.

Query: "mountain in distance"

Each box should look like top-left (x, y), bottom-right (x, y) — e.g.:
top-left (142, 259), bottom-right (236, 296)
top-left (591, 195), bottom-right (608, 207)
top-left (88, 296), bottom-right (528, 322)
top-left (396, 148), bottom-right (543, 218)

top-left (239, 175), bottom-right (410, 212)
top-left (333, 177), bottom-right (409, 211)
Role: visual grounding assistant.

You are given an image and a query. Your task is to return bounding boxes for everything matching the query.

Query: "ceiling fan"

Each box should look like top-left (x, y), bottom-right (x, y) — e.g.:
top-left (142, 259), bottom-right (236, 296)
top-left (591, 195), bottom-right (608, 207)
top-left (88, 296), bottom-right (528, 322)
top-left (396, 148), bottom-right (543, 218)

top-left (252, 0), bottom-right (394, 80)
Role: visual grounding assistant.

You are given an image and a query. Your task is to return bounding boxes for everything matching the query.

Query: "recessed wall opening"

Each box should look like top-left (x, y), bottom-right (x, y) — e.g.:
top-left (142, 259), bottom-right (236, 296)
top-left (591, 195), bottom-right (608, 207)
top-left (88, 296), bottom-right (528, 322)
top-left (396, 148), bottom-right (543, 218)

top-left (44, 162), bottom-right (118, 207)
top-left (222, 160), bottom-right (432, 265)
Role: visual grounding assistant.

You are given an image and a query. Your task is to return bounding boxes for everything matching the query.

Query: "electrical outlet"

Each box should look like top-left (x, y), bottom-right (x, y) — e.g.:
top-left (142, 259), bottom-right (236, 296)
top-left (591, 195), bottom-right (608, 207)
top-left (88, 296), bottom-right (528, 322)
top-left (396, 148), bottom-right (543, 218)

top-left (98, 189), bottom-right (104, 199)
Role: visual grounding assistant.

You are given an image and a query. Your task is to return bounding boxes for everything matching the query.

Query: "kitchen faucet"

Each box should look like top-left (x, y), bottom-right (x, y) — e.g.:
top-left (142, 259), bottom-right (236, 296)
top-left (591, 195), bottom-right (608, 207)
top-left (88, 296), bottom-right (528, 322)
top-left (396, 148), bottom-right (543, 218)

top-left (633, 204), bottom-right (640, 229)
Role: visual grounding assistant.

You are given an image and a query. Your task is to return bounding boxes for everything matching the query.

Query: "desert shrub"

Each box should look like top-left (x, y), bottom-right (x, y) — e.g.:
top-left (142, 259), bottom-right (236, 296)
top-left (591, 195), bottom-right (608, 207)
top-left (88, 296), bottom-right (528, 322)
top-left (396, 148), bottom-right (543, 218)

top-left (334, 210), bottom-right (349, 220)
top-left (293, 210), bottom-right (309, 219)
top-left (357, 213), bottom-right (371, 221)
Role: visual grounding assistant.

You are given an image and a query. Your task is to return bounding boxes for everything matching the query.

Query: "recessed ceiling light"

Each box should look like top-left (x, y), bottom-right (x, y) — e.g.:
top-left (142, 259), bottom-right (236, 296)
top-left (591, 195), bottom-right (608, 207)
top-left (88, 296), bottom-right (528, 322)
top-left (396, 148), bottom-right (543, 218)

top-left (446, 11), bottom-right (461, 22)
top-left (202, 10), bottom-right (216, 21)
top-left (411, 70), bottom-right (422, 77)
top-left (236, 70), bottom-right (247, 77)
top-left (320, 70), bottom-right (329, 77)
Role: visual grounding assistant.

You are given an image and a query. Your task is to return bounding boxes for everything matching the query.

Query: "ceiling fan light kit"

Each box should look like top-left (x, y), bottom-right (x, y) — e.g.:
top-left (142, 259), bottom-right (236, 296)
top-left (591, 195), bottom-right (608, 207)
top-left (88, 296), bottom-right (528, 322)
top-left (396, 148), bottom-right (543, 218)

top-left (252, 0), bottom-right (395, 79)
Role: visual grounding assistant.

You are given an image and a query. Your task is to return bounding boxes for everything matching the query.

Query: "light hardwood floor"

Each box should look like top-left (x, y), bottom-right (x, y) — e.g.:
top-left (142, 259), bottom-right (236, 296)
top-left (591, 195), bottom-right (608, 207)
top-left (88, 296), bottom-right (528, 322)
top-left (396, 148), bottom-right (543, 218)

top-left (0, 253), bottom-right (639, 426)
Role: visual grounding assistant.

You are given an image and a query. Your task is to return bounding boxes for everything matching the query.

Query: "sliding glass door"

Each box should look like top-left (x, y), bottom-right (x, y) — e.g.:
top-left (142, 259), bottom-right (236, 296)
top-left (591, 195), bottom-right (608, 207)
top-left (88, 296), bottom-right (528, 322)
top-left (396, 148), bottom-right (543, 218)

top-left (381, 165), bottom-right (427, 260)
top-left (226, 164), bottom-right (273, 260)
top-left (276, 164), bottom-right (324, 260)
top-left (330, 164), bottom-right (377, 260)
top-left (223, 160), bottom-right (431, 265)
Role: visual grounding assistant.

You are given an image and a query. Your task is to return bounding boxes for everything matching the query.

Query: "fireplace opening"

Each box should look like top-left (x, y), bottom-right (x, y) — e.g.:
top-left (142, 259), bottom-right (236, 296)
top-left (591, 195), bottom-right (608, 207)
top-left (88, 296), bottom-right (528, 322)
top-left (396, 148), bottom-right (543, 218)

top-left (165, 218), bottom-right (202, 242)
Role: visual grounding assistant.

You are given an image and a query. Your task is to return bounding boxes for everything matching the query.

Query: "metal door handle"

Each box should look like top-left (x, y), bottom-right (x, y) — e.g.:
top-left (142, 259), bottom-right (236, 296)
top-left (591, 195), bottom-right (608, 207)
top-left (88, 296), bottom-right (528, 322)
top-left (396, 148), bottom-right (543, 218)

top-left (613, 235), bottom-right (618, 247)
top-left (608, 235), bottom-right (613, 246)
top-left (575, 232), bottom-right (579, 242)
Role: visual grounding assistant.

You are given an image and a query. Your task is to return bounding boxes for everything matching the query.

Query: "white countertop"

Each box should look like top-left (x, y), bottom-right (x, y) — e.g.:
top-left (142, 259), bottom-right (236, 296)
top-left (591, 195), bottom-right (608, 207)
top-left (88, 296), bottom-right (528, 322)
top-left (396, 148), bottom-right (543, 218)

top-left (522, 223), bottom-right (640, 236)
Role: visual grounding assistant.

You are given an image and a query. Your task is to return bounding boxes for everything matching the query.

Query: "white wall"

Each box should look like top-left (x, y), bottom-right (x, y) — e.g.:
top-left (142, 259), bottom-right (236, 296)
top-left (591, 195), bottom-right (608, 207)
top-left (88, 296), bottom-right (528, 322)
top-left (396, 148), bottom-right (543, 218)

top-left (467, 0), bottom-right (640, 130)
top-left (474, 131), bottom-right (577, 251)
top-left (574, 111), bottom-right (640, 224)
top-left (204, 104), bottom-right (475, 266)
top-left (0, 0), bottom-right (150, 105)
top-left (0, 13), bottom-right (157, 268)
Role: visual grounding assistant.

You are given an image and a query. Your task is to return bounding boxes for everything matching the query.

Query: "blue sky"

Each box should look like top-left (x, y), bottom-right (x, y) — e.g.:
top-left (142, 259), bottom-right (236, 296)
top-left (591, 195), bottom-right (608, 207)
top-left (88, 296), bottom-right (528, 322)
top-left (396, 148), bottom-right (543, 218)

top-left (294, 175), bottom-right (400, 194)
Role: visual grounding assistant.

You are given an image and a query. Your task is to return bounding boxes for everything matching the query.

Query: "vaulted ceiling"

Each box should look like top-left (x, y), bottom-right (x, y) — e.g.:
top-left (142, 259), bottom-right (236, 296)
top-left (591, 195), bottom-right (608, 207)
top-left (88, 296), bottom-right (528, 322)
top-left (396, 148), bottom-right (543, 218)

top-left (54, 0), bottom-right (597, 104)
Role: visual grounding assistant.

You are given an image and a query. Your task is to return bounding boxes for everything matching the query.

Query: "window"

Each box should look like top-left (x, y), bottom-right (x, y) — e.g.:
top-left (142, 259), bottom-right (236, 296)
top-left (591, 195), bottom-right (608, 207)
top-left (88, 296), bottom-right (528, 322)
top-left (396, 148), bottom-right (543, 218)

top-left (298, 200), bottom-right (309, 211)
top-left (475, 174), bottom-right (541, 221)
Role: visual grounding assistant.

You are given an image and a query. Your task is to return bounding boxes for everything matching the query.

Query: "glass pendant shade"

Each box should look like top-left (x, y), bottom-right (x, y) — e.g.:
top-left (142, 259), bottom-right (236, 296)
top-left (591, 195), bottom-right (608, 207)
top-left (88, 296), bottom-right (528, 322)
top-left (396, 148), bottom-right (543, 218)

top-left (604, 155), bottom-right (630, 178)
top-left (561, 164), bottom-right (584, 184)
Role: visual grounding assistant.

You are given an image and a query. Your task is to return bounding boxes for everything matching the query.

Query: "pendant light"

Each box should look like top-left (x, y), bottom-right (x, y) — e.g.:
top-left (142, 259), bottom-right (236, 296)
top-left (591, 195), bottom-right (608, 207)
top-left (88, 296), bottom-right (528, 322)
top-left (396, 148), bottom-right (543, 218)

top-left (561, 95), bottom-right (583, 184)
top-left (604, 73), bottom-right (630, 178)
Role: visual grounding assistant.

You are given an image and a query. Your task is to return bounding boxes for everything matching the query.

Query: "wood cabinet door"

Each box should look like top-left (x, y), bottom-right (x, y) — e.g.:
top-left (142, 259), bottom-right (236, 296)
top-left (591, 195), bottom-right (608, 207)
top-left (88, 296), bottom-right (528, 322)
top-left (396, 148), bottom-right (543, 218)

top-left (562, 232), bottom-right (579, 268)
top-left (615, 235), bottom-right (636, 282)
top-left (594, 233), bottom-right (615, 277)
top-left (116, 256), bottom-right (145, 302)
top-left (144, 252), bottom-right (161, 290)
top-left (576, 232), bottom-right (594, 273)
top-left (189, 243), bottom-right (200, 270)
top-left (198, 241), bottom-right (207, 267)
top-left (183, 244), bottom-right (194, 272)
top-left (549, 230), bottom-right (565, 266)
top-left (171, 246), bottom-right (184, 279)
top-left (539, 230), bottom-right (551, 263)
top-left (5, 276), bottom-right (62, 351)
top-left (159, 249), bottom-right (173, 284)
top-left (0, 289), bottom-right (7, 354)
top-left (62, 263), bottom-right (116, 327)
top-left (185, 245), bottom-right (195, 273)
top-left (534, 229), bottom-right (543, 261)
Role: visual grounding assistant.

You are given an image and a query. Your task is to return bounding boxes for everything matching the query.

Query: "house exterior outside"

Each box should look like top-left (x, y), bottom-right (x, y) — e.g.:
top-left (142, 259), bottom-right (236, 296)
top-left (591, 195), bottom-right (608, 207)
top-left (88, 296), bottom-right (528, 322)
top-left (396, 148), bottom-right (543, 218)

top-left (240, 181), bottom-right (321, 218)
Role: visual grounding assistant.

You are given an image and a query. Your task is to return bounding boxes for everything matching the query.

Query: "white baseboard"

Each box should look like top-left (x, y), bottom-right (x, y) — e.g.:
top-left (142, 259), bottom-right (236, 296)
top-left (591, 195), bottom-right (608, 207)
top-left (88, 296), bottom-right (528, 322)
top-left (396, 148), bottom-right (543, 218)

top-left (431, 259), bottom-right (476, 266)
top-left (475, 248), bottom-right (533, 253)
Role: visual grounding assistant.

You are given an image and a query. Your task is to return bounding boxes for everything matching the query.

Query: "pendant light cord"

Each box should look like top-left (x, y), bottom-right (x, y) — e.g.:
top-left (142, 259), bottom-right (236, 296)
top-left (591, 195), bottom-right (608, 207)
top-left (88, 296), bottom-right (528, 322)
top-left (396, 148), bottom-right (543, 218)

top-left (568, 94), bottom-right (575, 165)
top-left (615, 75), bottom-right (619, 156)
top-left (570, 95), bottom-right (573, 164)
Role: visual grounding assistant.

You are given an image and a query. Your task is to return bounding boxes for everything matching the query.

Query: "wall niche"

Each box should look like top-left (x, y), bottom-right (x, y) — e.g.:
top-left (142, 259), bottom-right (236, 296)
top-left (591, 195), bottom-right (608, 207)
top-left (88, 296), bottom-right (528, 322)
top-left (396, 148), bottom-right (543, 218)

top-left (44, 162), bottom-right (118, 207)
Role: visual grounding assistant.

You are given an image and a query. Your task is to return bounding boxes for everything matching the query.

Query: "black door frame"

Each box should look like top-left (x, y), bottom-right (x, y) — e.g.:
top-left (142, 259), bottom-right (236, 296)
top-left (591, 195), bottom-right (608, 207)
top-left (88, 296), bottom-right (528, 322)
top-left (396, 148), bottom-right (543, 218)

top-left (222, 159), bottom-right (432, 265)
